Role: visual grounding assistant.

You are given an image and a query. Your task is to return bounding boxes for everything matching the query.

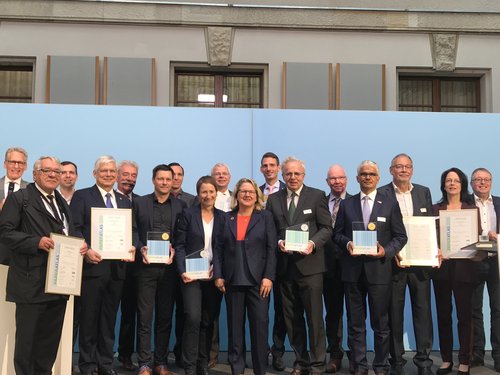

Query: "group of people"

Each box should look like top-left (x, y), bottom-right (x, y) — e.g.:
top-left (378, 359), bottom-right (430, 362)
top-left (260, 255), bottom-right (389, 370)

top-left (0, 147), bottom-right (498, 375)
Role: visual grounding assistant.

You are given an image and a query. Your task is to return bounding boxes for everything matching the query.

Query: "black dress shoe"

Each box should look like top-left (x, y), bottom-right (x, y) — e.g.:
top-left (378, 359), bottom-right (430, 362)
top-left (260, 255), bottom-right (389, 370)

top-left (118, 356), bottom-right (135, 371)
top-left (98, 369), bottom-right (119, 375)
top-left (273, 355), bottom-right (285, 371)
top-left (417, 367), bottom-right (434, 375)
top-left (390, 364), bottom-right (404, 375)
top-left (436, 363), bottom-right (453, 375)
top-left (470, 357), bottom-right (484, 367)
top-left (456, 370), bottom-right (469, 375)
top-left (326, 358), bottom-right (342, 373)
top-left (494, 362), bottom-right (500, 373)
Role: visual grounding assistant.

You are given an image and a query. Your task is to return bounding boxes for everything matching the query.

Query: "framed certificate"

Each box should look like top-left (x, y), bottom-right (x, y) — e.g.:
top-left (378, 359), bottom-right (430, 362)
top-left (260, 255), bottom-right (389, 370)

top-left (147, 232), bottom-right (170, 264)
top-left (90, 207), bottom-right (133, 260)
top-left (399, 216), bottom-right (439, 266)
top-left (285, 222), bottom-right (310, 252)
top-left (439, 209), bottom-right (478, 258)
top-left (45, 233), bottom-right (84, 296)
top-left (352, 221), bottom-right (377, 255)
top-left (185, 248), bottom-right (210, 279)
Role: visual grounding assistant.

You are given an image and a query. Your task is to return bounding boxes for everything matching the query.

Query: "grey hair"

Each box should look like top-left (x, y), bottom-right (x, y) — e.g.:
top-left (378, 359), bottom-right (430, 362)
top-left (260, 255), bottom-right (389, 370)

top-left (94, 155), bottom-right (116, 172)
top-left (211, 162), bottom-right (231, 176)
top-left (33, 156), bottom-right (61, 171)
top-left (281, 156), bottom-right (306, 172)
top-left (5, 147), bottom-right (28, 162)
top-left (357, 160), bottom-right (379, 175)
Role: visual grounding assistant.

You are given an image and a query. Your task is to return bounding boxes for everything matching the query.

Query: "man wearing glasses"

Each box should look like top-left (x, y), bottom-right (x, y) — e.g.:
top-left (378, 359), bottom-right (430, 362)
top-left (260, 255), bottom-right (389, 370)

top-left (266, 156), bottom-right (333, 375)
top-left (379, 154), bottom-right (434, 375)
top-left (1, 147), bottom-right (29, 212)
top-left (334, 160), bottom-right (407, 375)
top-left (470, 168), bottom-right (500, 371)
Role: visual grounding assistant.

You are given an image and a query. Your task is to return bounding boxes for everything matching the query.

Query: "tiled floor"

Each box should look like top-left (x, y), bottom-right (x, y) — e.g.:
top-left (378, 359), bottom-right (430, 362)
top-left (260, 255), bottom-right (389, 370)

top-left (72, 352), bottom-right (500, 375)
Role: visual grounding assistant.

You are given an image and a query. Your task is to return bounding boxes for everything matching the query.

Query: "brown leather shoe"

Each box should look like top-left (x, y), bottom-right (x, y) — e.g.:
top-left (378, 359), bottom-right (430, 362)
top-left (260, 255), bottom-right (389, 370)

top-left (326, 358), bottom-right (342, 373)
top-left (138, 366), bottom-right (153, 375)
top-left (154, 365), bottom-right (172, 375)
top-left (290, 369), bottom-right (309, 375)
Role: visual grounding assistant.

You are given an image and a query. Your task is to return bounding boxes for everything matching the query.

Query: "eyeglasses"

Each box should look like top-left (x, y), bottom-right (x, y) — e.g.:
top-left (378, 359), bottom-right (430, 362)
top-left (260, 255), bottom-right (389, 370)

top-left (37, 168), bottom-right (62, 176)
top-left (472, 178), bottom-right (491, 184)
top-left (391, 164), bottom-right (413, 170)
top-left (239, 190), bottom-right (256, 196)
top-left (359, 172), bottom-right (378, 178)
top-left (6, 160), bottom-right (26, 166)
top-left (98, 169), bottom-right (117, 175)
top-left (284, 172), bottom-right (304, 178)
top-left (328, 176), bottom-right (346, 181)
top-left (445, 179), bottom-right (461, 184)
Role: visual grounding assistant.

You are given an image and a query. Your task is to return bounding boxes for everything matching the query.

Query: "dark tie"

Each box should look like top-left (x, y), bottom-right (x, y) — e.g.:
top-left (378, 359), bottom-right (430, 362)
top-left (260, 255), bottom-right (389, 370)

top-left (362, 196), bottom-right (371, 229)
top-left (7, 182), bottom-right (15, 196)
top-left (106, 192), bottom-right (114, 208)
top-left (331, 197), bottom-right (341, 227)
top-left (288, 192), bottom-right (296, 222)
top-left (47, 194), bottom-right (62, 223)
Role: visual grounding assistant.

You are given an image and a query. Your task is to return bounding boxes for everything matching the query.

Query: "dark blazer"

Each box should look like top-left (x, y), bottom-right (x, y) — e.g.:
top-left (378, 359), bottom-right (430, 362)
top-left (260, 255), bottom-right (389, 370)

top-left (213, 209), bottom-right (277, 283)
top-left (379, 182), bottom-right (433, 279)
top-left (174, 204), bottom-right (224, 275)
top-left (259, 180), bottom-right (286, 193)
top-left (133, 193), bottom-right (186, 257)
top-left (70, 184), bottom-right (131, 278)
top-left (266, 184), bottom-right (333, 277)
top-left (334, 190), bottom-right (408, 284)
top-left (175, 189), bottom-right (197, 208)
top-left (0, 183), bottom-right (76, 303)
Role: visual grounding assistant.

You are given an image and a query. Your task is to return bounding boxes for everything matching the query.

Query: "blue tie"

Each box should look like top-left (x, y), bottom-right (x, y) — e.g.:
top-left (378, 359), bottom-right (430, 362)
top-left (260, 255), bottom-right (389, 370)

top-left (106, 193), bottom-right (113, 208)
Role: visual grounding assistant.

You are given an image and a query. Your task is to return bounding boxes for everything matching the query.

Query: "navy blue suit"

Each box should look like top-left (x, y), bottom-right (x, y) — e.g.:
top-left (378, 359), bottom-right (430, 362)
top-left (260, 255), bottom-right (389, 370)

top-left (213, 209), bottom-right (277, 375)
top-left (70, 185), bottom-right (131, 374)
top-left (334, 190), bottom-right (407, 374)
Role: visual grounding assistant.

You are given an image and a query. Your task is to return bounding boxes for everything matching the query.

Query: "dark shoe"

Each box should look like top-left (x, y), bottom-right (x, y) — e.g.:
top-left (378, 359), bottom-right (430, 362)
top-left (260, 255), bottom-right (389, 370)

top-left (273, 355), bottom-right (285, 371)
top-left (154, 365), bottom-right (171, 375)
top-left (375, 373), bottom-right (387, 375)
top-left (290, 369), bottom-right (309, 375)
top-left (456, 370), bottom-right (469, 375)
top-left (390, 364), bottom-right (404, 375)
top-left (436, 363), bottom-right (453, 375)
top-left (207, 358), bottom-right (218, 369)
top-left (494, 362), bottom-right (500, 373)
top-left (354, 372), bottom-right (368, 375)
top-left (310, 372), bottom-right (322, 375)
top-left (80, 372), bottom-right (98, 375)
top-left (98, 369), bottom-right (119, 375)
top-left (175, 355), bottom-right (184, 369)
top-left (418, 367), bottom-right (434, 375)
top-left (349, 361), bottom-right (355, 374)
top-left (470, 357), bottom-right (484, 367)
top-left (326, 358), bottom-right (342, 373)
top-left (119, 356), bottom-right (136, 371)
top-left (197, 368), bottom-right (209, 375)
top-left (138, 365), bottom-right (153, 375)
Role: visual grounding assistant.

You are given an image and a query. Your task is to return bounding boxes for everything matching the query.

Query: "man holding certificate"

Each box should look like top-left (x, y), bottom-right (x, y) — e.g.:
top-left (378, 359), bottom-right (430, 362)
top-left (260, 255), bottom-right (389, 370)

top-left (266, 156), bottom-right (332, 375)
top-left (379, 153), bottom-right (434, 375)
top-left (132, 164), bottom-right (186, 375)
top-left (70, 155), bottom-right (133, 375)
top-left (334, 160), bottom-right (407, 375)
top-left (0, 156), bottom-right (87, 375)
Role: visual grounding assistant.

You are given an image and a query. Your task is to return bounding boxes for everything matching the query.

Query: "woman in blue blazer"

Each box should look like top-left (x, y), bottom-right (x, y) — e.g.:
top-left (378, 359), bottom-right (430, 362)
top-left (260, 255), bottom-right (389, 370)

top-left (213, 178), bottom-right (277, 375)
top-left (175, 176), bottom-right (224, 375)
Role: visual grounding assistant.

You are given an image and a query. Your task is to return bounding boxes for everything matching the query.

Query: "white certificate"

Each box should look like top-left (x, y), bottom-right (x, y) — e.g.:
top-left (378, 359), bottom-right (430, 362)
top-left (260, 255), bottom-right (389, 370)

top-left (45, 233), bottom-right (84, 296)
top-left (285, 223), bottom-right (309, 252)
top-left (91, 207), bottom-right (133, 260)
top-left (399, 216), bottom-right (439, 266)
top-left (439, 209), bottom-right (478, 258)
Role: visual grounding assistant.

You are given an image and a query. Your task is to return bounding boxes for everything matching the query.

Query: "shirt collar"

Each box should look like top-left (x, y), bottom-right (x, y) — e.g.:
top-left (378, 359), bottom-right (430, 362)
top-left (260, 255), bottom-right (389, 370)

top-left (287, 184), bottom-right (304, 198)
top-left (329, 191), bottom-right (346, 201)
top-left (360, 189), bottom-right (377, 201)
top-left (474, 193), bottom-right (493, 203)
top-left (97, 185), bottom-right (115, 199)
top-left (393, 182), bottom-right (413, 194)
top-left (6, 177), bottom-right (21, 185)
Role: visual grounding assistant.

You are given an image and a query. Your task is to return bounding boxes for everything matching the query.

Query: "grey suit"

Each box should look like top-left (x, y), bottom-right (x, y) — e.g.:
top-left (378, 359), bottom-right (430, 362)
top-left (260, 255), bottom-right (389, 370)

top-left (0, 176), bottom-right (29, 199)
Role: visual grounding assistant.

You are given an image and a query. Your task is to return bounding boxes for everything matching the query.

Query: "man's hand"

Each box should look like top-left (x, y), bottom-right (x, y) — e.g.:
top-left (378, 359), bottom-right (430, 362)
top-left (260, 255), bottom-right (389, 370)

top-left (278, 240), bottom-right (289, 254)
top-left (215, 278), bottom-right (226, 294)
top-left (141, 246), bottom-right (150, 264)
top-left (347, 241), bottom-right (361, 257)
top-left (181, 272), bottom-right (194, 284)
top-left (394, 253), bottom-right (409, 268)
top-left (79, 242), bottom-right (89, 256)
top-left (367, 242), bottom-right (385, 259)
top-left (488, 231), bottom-right (498, 241)
top-left (260, 278), bottom-right (273, 298)
top-left (165, 246), bottom-right (175, 265)
top-left (298, 241), bottom-right (314, 256)
top-left (85, 249), bottom-right (102, 264)
top-left (38, 236), bottom-right (54, 252)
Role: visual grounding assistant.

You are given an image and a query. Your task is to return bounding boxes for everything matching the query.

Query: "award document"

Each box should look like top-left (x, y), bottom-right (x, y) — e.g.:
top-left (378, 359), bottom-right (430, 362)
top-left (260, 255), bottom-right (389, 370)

top-left (352, 221), bottom-right (377, 255)
top-left (285, 223), bottom-right (310, 252)
top-left (185, 248), bottom-right (210, 279)
top-left (147, 232), bottom-right (170, 263)
top-left (439, 209), bottom-right (478, 258)
top-left (399, 216), bottom-right (439, 267)
top-left (45, 233), bottom-right (84, 296)
top-left (91, 207), bottom-right (133, 260)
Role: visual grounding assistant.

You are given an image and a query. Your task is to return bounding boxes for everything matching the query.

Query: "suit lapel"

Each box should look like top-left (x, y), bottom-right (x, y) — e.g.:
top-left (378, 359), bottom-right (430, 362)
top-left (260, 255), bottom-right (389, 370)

top-left (246, 211), bottom-right (260, 234)
top-left (91, 185), bottom-right (106, 207)
top-left (194, 205), bottom-right (204, 238)
top-left (370, 192), bottom-right (384, 223)
top-left (228, 211), bottom-right (237, 239)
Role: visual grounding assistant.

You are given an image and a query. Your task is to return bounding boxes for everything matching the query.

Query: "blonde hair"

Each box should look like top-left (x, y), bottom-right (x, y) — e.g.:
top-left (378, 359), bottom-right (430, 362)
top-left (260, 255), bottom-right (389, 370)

top-left (231, 178), bottom-right (264, 211)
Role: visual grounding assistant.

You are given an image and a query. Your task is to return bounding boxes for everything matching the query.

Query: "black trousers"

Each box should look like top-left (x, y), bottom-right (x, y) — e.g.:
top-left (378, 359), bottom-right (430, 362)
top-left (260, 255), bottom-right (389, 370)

top-left (173, 282), bottom-right (185, 360)
top-left (226, 284), bottom-right (270, 375)
top-left (15, 299), bottom-right (66, 375)
top-left (389, 270), bottom-right (433, 369)
top-left (181, 280), bottom-right (222, 374)
top-left (271, 276), bottom-right (287, 358)
top-left (118, 264), bottom-right (138, 360)
top-left (323, 263), bottom-right (346, 360)
top-left (79, 272), bottom-right (124, 373)
top-left (136, 265), bottom-right (177, 367)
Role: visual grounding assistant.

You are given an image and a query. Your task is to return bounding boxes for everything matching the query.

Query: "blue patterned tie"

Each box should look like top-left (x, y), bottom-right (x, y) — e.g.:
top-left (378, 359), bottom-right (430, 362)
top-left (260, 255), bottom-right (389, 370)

top-left (106, 193), bottom-right (114, 208)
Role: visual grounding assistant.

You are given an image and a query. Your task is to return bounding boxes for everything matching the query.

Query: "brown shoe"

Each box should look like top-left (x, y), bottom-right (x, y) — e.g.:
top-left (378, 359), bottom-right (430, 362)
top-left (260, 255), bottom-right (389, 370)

top-left (290, 369), bottom-right (309, 375)
top-left (154, 365), bottom-right (172, 375)
top-left (208, 358), bottom-right (218, 369)
top-left (326, 358), bottom-right (342, 373)
top-left (138, 366), bottom-right (153, 375)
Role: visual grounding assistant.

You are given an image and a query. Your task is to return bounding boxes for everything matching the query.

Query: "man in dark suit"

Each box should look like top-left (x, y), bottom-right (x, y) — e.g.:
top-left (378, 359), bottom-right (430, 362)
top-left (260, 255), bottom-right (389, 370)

top-left (169, 162), bottom-right (196, 207)
top-left (334, 160), bottom-right (407, 375)
top-left (470, 167), bottom-right (500, 371)
top-left (71, 155), bottom-right (134, 375)
top-left (324, 164), bottom-right (351, 373)
top-left (0, 156), bottom-right (86, 375)
top-left (0, 146), bottom-right (29, 212)
top-left (133, 164), bottom-right (186, 375)
top-left (259, 151), bottom-right (287, 371)
top-left (378, 154), bottom-right (434, 375)
top-left (266, 156), bottom-right (333, 375)
top-left (116, 160), bottom-right (141, 371)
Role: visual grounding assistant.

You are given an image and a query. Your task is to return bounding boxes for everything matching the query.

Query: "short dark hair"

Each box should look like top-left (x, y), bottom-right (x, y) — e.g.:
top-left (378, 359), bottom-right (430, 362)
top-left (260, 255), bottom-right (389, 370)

top-left (196, 175), bottom-right (217, 195)
top-left (261, 152), bottom-right (280, 165)
top-left (168, 162), bottom-right (184, 175)
top-left (152, 164), bottom-right (173, 179)
top-left (438, 167), bottom-right (472, 204)
top-left (61, 161), bottom-right (78, 175)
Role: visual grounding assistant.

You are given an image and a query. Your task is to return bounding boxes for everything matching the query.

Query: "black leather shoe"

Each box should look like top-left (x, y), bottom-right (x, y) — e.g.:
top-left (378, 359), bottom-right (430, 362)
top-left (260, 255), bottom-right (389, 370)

top-left (390, 364), bottom-right (404, 375)
top-left (470, 357), bottom-right (484, 367)
top-left (494, 362), bottom-right (500, 373)
top-left (273, 355), bottom-right (285, 371)
top-left (436, 363), bottom-right (453, 375)
top-left (418, 367), bottom-right (434, 375)
top-left (98, 369), bottom-right (119, 375)
top-left (456, 370), bottom-right (469, 375)
top-left (118, 355), bottom-right (135, 371)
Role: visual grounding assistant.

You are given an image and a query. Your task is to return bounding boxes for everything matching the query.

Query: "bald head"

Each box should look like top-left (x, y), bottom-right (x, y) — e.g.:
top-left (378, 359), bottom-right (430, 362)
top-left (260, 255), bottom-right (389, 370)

top-left (326, 164), bottom-right (347, 197)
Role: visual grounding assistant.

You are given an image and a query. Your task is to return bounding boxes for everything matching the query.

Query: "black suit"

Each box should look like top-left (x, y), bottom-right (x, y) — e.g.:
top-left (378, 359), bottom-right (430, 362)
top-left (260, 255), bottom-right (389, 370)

top-left (378, 183), bottom-right (434, 370)
top-left (70, 185), bottom-right (131, 374)
top-left (213, 209), bottom-right (277, 375)
top-left (323, 192), bottom-right (351, 362)
top-left (259, 180), bottom-right (287, 359)
top-left (0, 183), bottom-right (75, 375)
top-left (334, 190), bottom-right (407, 374)
top-left (133, 193), bottom-right (186, 369)
top-left (472, 195), bottom-right (500, 363)
top-left (174, 205), bottom-right (224, 375)
top-left (267, 185), bottom-right (332, 373)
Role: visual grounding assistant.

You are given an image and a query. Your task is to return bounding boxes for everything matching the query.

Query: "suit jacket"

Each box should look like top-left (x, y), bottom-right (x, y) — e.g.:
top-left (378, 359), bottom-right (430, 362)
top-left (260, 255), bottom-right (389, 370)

top-left (174, 204), bottom-right (224, 275)
top-left (0, 176), bottom-right (29, 200)
top-left (474, 194), bottom-right (500, 279)
top-left (259, 180), bottom-right (286, 193)
top-left (133, 193), bottom-right (186, 268)
top-left (266, 184), bottom-right (333, 277)
top-left (333, 190), bottom-right (408, 284)
top-left (70, 184), bottom-right (131, 279)
top-left (0, 183), bottom-right (76, 303)
top-left (175, 189), bottom-right (197, 208)
top-left (379, 182), bottom-right (433, 280)
top-left (213, 209), bottom-right (277, 283)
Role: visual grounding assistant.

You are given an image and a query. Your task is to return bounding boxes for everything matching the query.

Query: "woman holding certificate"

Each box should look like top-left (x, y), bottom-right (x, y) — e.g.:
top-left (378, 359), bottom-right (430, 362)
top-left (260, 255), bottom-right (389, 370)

top-left (175, 176), bottom-right (225, 375)
top-left (213, 178), bottom-right (277, 375)
top-left (433, 167), bottom-right (482, 375)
